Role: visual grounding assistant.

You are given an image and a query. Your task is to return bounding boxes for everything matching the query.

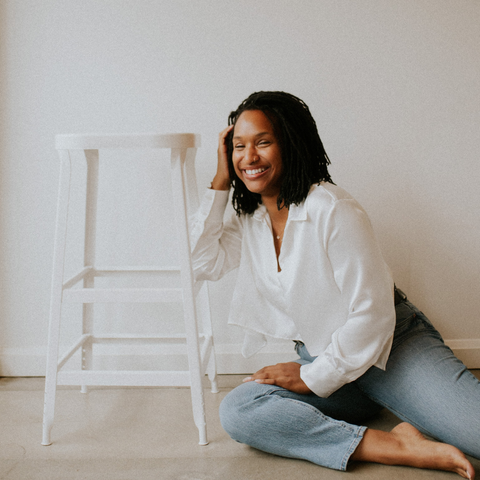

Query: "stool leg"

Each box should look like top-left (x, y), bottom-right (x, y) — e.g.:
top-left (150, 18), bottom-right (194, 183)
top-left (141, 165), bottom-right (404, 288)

top-left (80, 303), bottom-right (94, 394)
top-left (81, 150), bottom-right (99, 393)
top-left (183, 149), bottom-right (218, 394)
top-left (42, 152), bottom-right (72, 445)
top-left (171, 148), bottom-right (208, 445)
top-left (197, 284), bottom-right (218, 394)
top-left (206, 347), bottom-right (219, 394)
top-left (184, 288), bottom-right (208, 445)
top-left (186, 321), bottom-right (208, 446)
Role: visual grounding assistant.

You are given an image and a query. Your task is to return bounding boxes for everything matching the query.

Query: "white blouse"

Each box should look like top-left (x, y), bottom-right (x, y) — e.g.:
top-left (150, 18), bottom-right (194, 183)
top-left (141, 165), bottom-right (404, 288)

top-left (190, 182), bottom-right (395, 398)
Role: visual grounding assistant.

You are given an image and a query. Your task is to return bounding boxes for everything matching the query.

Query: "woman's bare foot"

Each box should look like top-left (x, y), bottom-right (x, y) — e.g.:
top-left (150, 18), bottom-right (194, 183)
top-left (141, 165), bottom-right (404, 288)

top-left (351, 422), bottom-right (475, 479)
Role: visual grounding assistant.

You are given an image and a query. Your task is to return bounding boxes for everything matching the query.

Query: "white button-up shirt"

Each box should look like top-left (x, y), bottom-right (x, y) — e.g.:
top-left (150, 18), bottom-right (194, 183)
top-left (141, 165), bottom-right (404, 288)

top-left (190, 182), bottom-right (395, 397)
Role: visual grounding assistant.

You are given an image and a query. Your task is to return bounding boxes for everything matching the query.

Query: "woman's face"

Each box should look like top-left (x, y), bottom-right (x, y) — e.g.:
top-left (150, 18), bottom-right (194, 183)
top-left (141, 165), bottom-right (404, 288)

top-left (232, 109), bottom-right (283, 200)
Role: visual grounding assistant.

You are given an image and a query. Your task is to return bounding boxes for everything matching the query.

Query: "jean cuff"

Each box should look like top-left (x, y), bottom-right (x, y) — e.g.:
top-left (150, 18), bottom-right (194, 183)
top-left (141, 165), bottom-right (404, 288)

top-left (340, 425), bottom-right (367, 471)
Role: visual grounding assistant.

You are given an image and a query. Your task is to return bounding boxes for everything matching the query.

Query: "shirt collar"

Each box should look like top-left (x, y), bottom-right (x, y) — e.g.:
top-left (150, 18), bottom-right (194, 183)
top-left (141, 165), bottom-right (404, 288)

top-left (252, 198), bottom-right (308, 222)
top-left (289, 200), bottom-right (307, 221)
top-left (252, 204), bottom-right (268, 222)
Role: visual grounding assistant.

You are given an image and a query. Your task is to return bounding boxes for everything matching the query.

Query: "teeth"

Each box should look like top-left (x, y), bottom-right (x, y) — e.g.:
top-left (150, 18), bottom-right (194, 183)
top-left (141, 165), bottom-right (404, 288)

top-left (245, 167), bottom-right (266, 175)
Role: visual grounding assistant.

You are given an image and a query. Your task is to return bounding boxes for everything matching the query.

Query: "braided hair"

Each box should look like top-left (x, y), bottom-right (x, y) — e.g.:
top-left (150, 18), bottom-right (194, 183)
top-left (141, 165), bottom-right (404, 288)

top-left (226, 91), bottom-right (333, 215)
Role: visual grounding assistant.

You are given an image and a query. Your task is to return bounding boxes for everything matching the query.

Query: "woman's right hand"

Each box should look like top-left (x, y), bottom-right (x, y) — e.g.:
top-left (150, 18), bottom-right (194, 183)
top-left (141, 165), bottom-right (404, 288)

top-left (211, 124), bottom-right (234, 191)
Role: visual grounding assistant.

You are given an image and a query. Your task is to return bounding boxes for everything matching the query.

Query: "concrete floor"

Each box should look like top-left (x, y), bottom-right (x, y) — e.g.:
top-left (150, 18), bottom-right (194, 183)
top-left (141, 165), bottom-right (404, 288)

top-left (1, 374), bottom-right (479, 480)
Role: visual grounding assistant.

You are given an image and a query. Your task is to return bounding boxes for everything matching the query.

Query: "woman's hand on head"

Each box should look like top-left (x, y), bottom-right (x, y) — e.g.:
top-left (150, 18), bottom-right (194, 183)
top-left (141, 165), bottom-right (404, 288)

top-left (243, 362), bottom-right (312, 395)
top-left (211, 124), bottom-right (234, 191)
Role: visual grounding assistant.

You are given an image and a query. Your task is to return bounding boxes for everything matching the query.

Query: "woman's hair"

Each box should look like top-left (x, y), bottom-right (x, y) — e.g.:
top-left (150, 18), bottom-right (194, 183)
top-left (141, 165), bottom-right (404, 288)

top-left (226, 91), bottom-right (333, 215)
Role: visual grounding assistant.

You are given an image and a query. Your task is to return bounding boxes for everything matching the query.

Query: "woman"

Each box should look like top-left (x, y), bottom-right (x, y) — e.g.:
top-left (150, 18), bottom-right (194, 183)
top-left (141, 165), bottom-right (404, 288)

top-left (190, 91), bottom-right (479, 478)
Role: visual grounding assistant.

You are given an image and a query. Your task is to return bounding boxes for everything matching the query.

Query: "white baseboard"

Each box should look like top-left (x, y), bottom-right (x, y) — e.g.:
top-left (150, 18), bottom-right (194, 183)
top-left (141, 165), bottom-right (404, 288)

top-left (444, 339), bottom-right (480, 368)
top-left (0, 347), bottom-right (47, 377)
top-left (1, 339), bottom-right (479, 377)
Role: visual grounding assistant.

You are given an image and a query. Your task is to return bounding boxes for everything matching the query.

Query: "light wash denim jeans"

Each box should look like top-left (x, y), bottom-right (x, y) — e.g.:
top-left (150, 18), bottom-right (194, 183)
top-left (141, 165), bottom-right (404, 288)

top-left (219, 298), bottom-right (480, 471)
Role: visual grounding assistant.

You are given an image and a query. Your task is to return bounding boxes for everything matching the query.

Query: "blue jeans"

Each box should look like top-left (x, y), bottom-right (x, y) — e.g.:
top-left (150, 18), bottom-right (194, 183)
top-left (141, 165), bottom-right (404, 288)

top-left (219, 299), bottom-right (480, 471)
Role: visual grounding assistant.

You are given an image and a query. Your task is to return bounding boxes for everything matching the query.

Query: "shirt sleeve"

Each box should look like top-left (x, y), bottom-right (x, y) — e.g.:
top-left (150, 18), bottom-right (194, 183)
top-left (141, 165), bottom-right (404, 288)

top-left (190, 188), bottom-right (243, 282)
top-left (300, 199), bottom-right (395, 397)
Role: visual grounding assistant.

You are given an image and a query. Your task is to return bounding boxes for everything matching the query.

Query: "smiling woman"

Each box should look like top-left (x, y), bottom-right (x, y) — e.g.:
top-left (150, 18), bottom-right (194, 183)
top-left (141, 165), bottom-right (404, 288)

top-left (190, 91), bottom-right (479, 479)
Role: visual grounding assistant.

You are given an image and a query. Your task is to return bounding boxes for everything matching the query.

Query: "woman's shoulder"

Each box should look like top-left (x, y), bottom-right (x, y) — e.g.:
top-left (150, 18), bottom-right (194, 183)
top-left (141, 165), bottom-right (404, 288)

top-left (302, 183), bottom-right (373, 233)
top-left (306, 182), bottom-right (356, 207)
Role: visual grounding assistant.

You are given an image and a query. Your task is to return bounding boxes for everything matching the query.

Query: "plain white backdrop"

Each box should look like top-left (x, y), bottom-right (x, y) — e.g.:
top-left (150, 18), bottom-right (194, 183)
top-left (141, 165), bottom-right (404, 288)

top-left (1, 0), bottom-right (479, 375)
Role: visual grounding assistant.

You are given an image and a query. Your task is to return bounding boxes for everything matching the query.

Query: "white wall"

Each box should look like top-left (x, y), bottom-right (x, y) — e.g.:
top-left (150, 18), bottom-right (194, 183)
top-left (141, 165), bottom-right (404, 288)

top-left (1, 0), bottom-right (479, 375)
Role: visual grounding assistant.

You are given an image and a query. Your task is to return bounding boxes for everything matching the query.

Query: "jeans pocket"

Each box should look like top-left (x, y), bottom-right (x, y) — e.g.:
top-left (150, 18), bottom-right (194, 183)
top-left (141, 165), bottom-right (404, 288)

top-left (395, 301), bottom-right (417, 325)
top-left (391, 302), bottom-right (420, 350)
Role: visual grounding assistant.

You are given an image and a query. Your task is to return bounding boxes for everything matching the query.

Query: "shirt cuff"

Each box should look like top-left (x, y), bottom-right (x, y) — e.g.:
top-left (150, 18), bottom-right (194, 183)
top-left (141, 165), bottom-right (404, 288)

top-left (198, 188), bottom-right (230, 221)
top-left (300, 355), bottom-right (347, 398)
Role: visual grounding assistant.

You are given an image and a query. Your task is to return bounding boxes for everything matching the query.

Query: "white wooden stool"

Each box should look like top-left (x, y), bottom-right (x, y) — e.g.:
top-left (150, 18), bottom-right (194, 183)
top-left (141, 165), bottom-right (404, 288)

top-left (42, 133), bottom-right (218, 446)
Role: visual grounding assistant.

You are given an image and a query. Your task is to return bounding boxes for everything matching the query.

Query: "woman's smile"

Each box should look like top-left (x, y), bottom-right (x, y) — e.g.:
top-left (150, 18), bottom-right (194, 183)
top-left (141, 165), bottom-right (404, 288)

top-left (242, 166), bottom-right (271, 181)
top-left (244, 166), bottom-right (268, 176)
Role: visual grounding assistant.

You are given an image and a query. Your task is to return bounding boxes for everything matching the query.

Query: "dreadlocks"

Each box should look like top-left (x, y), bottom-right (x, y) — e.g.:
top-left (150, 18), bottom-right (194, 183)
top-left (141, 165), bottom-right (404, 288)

top-left (226, 91), bottom-right (334, 215)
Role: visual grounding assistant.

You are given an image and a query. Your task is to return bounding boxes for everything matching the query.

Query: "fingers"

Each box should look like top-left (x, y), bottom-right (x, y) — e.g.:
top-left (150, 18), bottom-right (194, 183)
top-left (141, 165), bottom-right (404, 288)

top-left (243, 366), bottom-right (277, 384)
top-left (219, 124), bottom-right (234, 138)
top-left (218, 124), bottom-right (234, 148)
top-left (242, 367), bottom-right (271, 383)
top-left (242, 375), bottom-right (275, 385)
top-left (254, 378), bottom-right (276, 385)
top-left (212, 124), bottom-right (234, 190)
top-left (241, 363), bottom-right (311, 394)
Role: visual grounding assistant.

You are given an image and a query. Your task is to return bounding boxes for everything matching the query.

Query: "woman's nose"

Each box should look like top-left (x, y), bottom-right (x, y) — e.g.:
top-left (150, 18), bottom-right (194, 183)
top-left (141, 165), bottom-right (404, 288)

top-left (244, 146), bottom-right (258, 164)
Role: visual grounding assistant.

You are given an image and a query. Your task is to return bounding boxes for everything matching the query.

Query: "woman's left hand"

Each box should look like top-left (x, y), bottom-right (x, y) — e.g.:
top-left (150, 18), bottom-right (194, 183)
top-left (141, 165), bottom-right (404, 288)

top-left (243, 362), bottom-right (312, 395)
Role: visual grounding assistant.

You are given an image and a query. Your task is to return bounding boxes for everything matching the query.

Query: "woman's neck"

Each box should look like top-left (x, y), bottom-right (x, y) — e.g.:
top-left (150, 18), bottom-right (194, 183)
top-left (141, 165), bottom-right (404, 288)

top-left (263, 195), bottom-right (288, 271)
top-left (262, 195), bottom-right (289, 232)
top-left (262, 195), bottom-right (286, 218)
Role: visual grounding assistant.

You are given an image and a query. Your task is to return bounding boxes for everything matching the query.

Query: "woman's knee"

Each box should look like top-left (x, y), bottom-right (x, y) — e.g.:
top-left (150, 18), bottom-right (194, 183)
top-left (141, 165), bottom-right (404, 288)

top-left (219, 391), bottom-right (241, 440)
top-left (219, 381), bottom-right (270, 442)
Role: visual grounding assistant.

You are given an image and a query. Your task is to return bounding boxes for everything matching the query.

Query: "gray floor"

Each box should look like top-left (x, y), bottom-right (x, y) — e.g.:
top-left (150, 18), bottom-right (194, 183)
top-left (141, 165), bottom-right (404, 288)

top-left (1, 374), bottom-right (479, 480)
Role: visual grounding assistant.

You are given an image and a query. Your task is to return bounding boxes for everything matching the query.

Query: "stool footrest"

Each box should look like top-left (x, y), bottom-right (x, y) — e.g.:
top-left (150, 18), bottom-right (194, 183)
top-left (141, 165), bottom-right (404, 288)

top-left (91, 334), bottom-right (195, 344)
top-left (62, 287), bottom-right (183, 303)
top-left (57, 334), bottom-right (213, 368)
top-left (63, 267), bottom-right (94, 290)
top-left (57, 370), bottom-right (192, 387)
top-left (61, 267), bottom-right (205, 300)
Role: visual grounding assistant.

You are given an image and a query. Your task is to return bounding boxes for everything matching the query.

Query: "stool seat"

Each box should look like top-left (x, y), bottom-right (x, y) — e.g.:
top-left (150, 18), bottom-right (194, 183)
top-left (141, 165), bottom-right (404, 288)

top-left (55, 132), bottom-right (200, 150)
top-left (42, 133), bottom-right (217, 447)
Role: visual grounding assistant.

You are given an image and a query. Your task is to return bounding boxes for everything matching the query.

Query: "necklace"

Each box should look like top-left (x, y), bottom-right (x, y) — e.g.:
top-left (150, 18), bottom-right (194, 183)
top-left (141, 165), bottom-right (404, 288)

top-left (272, 216), bottom-right (287, 243)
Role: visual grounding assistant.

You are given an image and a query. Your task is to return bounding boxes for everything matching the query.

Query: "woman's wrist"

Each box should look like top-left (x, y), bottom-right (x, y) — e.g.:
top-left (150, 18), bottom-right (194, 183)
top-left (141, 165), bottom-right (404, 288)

top-left (211, 174), bottom-right (231, 191)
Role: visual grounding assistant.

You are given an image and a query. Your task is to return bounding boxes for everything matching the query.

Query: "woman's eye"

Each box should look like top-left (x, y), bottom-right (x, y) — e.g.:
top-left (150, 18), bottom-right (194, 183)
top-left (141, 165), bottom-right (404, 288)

top-left (234, 144), bottom-right (244, 149)
top-left (258, 141), bottom-right (270, 146)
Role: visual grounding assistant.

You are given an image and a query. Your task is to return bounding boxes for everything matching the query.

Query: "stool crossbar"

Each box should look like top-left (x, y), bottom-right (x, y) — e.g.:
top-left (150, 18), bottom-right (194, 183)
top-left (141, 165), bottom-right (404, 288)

top-left (42, 133), bottom-right (218, 447)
